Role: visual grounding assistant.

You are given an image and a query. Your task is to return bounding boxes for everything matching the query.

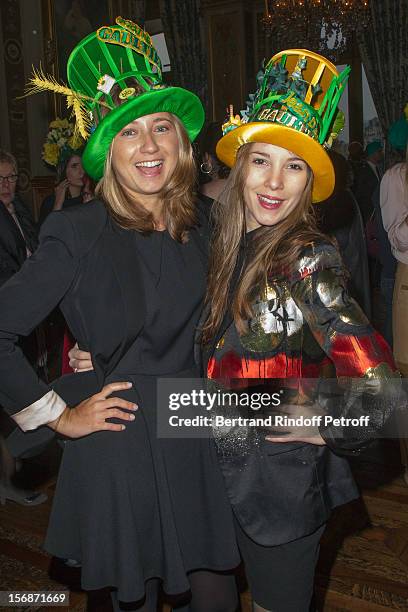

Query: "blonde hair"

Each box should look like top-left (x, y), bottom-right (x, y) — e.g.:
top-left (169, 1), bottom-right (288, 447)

top-left (96, 114), bottom-right (197, 242)
top-left (201, 143), bottom-right (329, 342)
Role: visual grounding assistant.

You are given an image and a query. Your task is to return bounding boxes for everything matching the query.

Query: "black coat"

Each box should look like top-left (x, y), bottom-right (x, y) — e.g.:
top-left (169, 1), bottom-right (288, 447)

top-left (0, 196), bottom-right (38, 287)
top-left (352, 161), bottom-right (380, 223)
top-left (200, 319), bottom-right (359, 547)
top-left (0, 199), bottom-right (208, 455)
top-left (197, 247), bottom-right (360, 547)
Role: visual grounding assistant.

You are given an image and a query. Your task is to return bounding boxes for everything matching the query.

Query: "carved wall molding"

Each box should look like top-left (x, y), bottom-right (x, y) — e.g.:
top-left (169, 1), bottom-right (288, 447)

top-left (0, 0), bottom-right (31, 193)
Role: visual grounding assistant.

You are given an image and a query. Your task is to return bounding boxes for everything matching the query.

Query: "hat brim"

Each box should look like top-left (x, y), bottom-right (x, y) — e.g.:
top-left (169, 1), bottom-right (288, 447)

top-left (216, 123), bottom-right (335, 203)
top-left (83, 87), bottom-right (205, 180)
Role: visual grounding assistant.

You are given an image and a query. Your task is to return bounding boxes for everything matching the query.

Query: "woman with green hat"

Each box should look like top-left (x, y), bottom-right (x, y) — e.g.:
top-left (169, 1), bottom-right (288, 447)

top-left (0, 18), bottom-right (239, 610)
top-left (199, 50), bottom-right (400, 610)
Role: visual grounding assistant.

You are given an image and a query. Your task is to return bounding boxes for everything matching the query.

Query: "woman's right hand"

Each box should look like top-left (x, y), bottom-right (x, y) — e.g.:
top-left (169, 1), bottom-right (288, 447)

top-left (69, 343), bottom-right (94, 372)
top-left (48, 382), bottom-right (138, 438)
top-left (54, 180), bottom-right (69, 210)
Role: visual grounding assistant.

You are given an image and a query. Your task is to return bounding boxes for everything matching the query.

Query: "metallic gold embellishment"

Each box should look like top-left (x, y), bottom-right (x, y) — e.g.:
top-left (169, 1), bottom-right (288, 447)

top-left (263, 281), bottom-right (278, 301)
top-left (216, 337), bottom-right (225, 350)
top-left (364, 362), bottom-right (401, 380)
top-left (296, 249), bottom-right (340, 279)
top-left (119, 87), bottom-right (136, 100)
top-left (339, 362), bottom-right (401, 395)
top-left (315, 269), bottom-right (368, 327)
top-left (240, 282), bottom-right (304, 353)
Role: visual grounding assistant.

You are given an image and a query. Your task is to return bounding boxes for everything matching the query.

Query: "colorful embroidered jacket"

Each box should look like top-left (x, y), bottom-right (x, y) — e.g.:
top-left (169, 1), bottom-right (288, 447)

top-left (204, 240), bottom-right (403, 545)
top-left (207, 241), bottom-right (401, 453)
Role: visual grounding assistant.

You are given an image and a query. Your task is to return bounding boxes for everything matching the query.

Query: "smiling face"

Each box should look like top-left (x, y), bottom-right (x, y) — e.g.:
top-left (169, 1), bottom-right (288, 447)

top-left (111, 112), bottom-right (180, 214)
top-left (243, 142), bottom-right (310, 231)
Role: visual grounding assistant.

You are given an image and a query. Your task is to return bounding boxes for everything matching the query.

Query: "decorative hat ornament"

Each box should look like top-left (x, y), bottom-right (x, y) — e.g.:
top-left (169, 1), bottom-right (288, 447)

top-left (42, 118), bottom-right (84, 170)
top-left (388, 103), bottom-right (408, 151)
top-left (216, 49), bottom-right (350, 202)
top-left (25, 17), bottom-right (205, 180)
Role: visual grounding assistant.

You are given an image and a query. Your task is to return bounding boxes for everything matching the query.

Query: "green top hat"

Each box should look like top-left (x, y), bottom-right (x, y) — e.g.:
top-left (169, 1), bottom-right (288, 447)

top-left (26, 17), bottom-right (205, 181)
top-left (67, 17), bottom-right (205, 179)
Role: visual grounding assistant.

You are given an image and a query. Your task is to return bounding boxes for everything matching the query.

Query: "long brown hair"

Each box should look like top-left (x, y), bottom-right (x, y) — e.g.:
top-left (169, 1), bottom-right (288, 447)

top-left (95, 80), bottom-right (197, 242)
top-left (201, 143), bottom-right (329, 342)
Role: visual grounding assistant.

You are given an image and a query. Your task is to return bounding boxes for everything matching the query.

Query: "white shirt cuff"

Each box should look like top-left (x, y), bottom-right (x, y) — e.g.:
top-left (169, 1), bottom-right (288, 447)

top-left (12, 390), bottom-right (66, 432)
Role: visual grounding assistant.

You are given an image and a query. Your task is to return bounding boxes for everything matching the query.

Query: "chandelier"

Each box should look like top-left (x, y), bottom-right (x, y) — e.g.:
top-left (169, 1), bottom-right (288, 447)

top-left (261, 0), bottom-right (371, 58)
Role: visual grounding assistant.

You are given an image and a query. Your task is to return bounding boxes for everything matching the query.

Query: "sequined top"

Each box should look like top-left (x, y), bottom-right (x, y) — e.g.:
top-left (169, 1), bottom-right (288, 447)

top-left (208, 241), bottom-right (401, 453)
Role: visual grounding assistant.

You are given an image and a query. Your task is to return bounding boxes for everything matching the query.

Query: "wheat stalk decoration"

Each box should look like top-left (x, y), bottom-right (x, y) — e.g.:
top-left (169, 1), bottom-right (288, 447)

top-left (23, 66), bottom-right (109, 139)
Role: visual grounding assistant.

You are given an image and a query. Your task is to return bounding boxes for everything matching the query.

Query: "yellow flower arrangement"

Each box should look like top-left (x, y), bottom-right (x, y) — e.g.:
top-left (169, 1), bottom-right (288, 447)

top-left (43, 143), bottom-right (59, 166)
top-left (42, 117), bottom-right (84, 167)
top-left (49, 118), bottom-right (70, 129)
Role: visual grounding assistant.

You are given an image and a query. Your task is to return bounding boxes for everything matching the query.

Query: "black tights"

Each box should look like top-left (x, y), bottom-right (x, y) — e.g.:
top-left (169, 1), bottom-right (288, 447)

top-left (110, 570), bottom-right (238, 612)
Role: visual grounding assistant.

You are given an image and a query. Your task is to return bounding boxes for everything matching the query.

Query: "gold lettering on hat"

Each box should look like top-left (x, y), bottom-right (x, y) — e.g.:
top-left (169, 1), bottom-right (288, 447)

top-left (98, 27), bottom-right (112, 40)
top-left (116, 16), bottom-right (152, 47)
top-left (96, 25), bottom-right (162, 76)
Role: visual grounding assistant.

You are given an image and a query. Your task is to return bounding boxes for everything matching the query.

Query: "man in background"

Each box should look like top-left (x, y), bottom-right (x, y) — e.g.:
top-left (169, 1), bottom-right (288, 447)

top-left (0, 150), bottom-right (47, 506)
top-left (0, 151), bottom-right (38, 285)
top-left (353, 140), bottom-right (384, 223)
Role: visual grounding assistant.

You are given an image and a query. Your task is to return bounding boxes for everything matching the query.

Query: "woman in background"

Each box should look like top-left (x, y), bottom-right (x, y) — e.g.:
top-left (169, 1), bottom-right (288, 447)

top-left (381, 106), bottom-right (408, 376)
top-left (380, 105), bottom-right (408, 482)
top-left (39, 154), bottom-right (86, 224)
top-left (39, 119), bottom-right (92, 225)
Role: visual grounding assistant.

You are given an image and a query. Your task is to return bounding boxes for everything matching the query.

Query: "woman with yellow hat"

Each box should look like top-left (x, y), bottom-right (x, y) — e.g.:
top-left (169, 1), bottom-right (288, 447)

top-left (199, 50), bottom-right (400, 611)
top-left (0, 18), bottom-right (240, 611)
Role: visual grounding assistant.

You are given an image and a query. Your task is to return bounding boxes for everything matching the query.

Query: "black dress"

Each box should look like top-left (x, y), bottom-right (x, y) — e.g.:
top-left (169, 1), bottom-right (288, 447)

top-left (44, 228), bottom-right (239, 601)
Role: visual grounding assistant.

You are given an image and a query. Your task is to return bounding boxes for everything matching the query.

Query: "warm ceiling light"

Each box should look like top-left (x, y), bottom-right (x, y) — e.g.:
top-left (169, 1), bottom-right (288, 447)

top-left (261, 0), bottom-right (371, 58)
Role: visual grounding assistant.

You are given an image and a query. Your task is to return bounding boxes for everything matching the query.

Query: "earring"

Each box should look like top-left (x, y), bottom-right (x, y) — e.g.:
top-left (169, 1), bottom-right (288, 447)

top-left (200, 161), bottom-right (213, 174)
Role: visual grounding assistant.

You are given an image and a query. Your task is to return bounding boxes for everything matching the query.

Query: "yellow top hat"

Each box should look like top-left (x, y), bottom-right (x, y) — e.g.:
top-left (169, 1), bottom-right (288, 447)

top-left (216, 49), bottom-right (350, 202)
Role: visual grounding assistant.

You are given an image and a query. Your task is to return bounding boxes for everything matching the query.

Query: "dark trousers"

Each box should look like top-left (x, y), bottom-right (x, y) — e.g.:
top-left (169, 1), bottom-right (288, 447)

top-left (235, 517), bottom-right (325, 611)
